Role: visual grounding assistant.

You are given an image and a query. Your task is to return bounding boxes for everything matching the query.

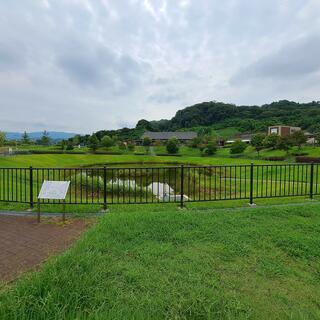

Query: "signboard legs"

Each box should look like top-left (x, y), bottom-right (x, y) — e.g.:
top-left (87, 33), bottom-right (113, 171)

top-left (37, 199), bottom-right (67, 223)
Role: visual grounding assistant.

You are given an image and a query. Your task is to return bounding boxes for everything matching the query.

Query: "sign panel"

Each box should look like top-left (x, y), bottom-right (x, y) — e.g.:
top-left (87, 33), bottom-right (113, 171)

top-left (38, 180), bottom-right (70, 200)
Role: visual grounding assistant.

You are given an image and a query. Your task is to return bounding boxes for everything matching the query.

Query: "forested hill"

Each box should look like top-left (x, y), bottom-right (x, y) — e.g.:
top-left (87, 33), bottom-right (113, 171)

top-left (90, 100), bottom-right (320, 142)
top-left (145, 100), bottom-right (320, 133)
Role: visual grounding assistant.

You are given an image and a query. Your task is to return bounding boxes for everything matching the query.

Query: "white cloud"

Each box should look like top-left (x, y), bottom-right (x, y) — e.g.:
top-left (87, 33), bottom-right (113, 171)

top-left (0, 0), bottom-right (319, 132)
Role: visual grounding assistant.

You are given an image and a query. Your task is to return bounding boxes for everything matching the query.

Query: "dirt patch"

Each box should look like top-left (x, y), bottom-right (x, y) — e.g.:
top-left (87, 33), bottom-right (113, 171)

top-left (0, 215), bottom-right (91, 283)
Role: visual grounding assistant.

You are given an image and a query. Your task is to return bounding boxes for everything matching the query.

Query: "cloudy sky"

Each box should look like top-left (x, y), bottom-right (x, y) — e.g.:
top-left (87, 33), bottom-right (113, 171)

top-left (1, 0), bottom-right (320, 133)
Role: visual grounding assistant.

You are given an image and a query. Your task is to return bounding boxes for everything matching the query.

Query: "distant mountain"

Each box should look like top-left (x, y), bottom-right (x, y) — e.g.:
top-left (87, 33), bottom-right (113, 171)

top-left (6, 131), bottom-right (77, 141)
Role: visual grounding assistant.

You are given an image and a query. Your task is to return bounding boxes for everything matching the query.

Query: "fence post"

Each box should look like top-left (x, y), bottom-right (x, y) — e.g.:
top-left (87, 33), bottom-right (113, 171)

top-left (29, 166), bottom-right (34, 209)
top-left (180, 165), bottom-right (184, 208)
top-left (249, 163), bottom-right (254, 205)
top-left (310, 162), bottom-right (314, 200)
top-left (103, 166), bottom-right (107, 211)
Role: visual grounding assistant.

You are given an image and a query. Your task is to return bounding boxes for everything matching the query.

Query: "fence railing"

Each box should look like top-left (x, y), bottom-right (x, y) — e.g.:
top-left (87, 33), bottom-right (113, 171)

top-left (0, 163), bottom-right (319, 208)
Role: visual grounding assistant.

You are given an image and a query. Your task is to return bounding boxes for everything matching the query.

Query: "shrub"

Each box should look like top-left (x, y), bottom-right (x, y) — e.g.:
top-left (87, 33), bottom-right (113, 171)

top-left (127, 143), bottom-right (135, 151)
top-left (202, 141), bottom-right (217, 156)
top-left (70, 172), bottom-right (152, 197)
top-left (296, 156), bottom-right (320, 163)
top-left (197, 143), bottom-right (207, 152)
top-left (263, 156), bottom-right (286, 161)
top-left (230, 140), bottom-right (247, 154)
top-left (291, 152), bottom-right (309, 156)
top-left (154, 140), bottom-right (163, 147)
top-left (142, 137), bottom-right (152, 147)
top-left (188, 137), bottom-right (202, 148)
top-left (166, 137), bottom-right (179, 154)
top-left (66, 143), bottom-right (74, 151)
top-left (118, 141), bottom-right (127, 150)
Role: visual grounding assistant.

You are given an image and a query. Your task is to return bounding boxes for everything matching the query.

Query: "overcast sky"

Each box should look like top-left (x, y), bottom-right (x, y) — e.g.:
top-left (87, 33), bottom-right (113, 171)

top-left (1, 0), bottom-right (320, 133)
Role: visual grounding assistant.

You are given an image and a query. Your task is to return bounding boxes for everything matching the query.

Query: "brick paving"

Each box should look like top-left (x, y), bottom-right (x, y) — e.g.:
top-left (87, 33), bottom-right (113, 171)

top-left (0, 215), bottom-right (90, 282)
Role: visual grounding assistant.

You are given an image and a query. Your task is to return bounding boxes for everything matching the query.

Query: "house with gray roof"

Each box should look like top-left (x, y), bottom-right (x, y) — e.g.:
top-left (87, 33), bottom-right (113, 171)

top-left (139, 131), bottom-right (197, 144)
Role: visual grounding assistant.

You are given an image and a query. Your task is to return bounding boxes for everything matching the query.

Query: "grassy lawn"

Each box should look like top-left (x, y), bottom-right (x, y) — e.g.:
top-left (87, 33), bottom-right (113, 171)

top-left (1, 202), bottom-right (320, 319)
top-left (8, 143), bottom-right (320, 162)
top-left (227, 145), bottom-right (320, 160)
top-left (0, 153), bottom-right (276, 168)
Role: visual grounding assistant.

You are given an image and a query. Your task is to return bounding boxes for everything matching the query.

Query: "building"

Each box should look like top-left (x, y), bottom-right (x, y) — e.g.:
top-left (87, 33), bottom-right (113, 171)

top-left (140, 131), bottom-right (197, 144)
top-left (268, 126), bottom-right (301, 136)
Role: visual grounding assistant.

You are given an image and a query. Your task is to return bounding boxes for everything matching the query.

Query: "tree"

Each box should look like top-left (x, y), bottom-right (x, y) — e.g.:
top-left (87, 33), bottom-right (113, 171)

top-left (263, 133), bottom-right (279, 149)
top-left (188, 136), bottom-right (202, 148)
top-left (251, 134), bottom-right (266, 156)
top-left (276, 135), bottom-right (293, 154)
top-left (21, 131), bottom-right (30, 144)
top-left (290, 131), bottom-right (307, 149)
top-left (66, 141), bottom-right (74, 151)
top-left (198, 127), bottom-right (212, 136)
top-left (101, 135), bottom-right (114, 149)
top-left (230, 140), bottom-right (247, 154)
top-left (315, 132), bottom-right (320, 147)
top-left (202, 140), bottom-right (217, 156)
top-left (0, 131), bottom-right (6, 147)
top-left (72, 134), bottom-right (81, 146)
top-left (88, 134), bottom-right (99, 152)
top-left (166, 137), bottom-right (179, 154)
top-left (40, 131), bottom-right (50, 146)
top-left (58, 139), bottom-right (67, 150)
top-left (142, 137), bottom-right (152, 147)
top-left (136, 119), bottom-right (153, 131)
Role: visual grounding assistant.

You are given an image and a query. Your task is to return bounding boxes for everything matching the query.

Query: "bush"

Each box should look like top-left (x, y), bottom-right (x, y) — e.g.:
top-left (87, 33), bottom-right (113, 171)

top-left (296, 156), bottom-right (320, 163)
top-left (166, 137), bottom-right (179, 154)
top-left (66, 143), bottom-right (74, 151)
top-left (188, 137), bottom-right (202, 148)
top-left (202, 141), bottom-right (217, 156)
top-left (142, 137), bottom-right (152, 147)
top-left (230, 140), bottom-right (247, 154)
top-left (291, 152), bottom-right (309, 156)
top-left (263, 156), bottom-right (286, 161)
top-left (154, 140), bottom-right (163, 147)
top-left (127, 143), bottom-right (135, 151)
top-left (118, 142), bottom-right (127, 150)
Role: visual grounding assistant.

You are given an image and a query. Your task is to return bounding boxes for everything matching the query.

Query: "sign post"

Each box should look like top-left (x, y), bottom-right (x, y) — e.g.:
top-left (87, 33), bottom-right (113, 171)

top-left (37, 180), bottom-right (70, 222)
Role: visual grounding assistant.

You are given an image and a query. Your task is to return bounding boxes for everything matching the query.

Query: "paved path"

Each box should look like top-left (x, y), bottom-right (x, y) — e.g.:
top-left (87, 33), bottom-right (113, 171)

top-left (0, 215), bottom-right (89, 282)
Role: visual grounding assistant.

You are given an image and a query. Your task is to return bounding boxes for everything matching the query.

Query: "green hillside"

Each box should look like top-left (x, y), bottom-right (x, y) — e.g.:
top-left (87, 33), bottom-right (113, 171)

top-left (150, 100), bottom-right (320, 133)
top-left (86, 100), bottom-right (320, 143)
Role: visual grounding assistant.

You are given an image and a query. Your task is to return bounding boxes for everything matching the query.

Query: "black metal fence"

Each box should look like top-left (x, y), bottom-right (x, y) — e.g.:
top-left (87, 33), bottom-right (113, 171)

top-left (0, 163), bottom-right (319, 208)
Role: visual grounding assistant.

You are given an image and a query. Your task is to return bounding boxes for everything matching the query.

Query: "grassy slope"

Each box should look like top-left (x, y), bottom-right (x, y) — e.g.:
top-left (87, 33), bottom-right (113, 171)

top-left (228, 145), bottom-right (320, 160)
top-left (0, 153), bottom-right (274, 168)
top-left (1, 202), bottom-right (320, 319)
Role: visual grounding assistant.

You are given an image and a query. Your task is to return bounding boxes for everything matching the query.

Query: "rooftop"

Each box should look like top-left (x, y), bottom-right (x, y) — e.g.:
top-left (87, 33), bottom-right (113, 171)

top-left (141, 131), bottom-right (197, 140)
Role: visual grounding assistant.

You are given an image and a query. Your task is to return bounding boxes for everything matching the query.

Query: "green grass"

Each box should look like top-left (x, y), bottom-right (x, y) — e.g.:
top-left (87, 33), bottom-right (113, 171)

top-left (1, 202), bottom-right (320, 319)
top-left (0, 153), bottom-right (276, 168)
top-left (228, 145), bottom-right (320, 160)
